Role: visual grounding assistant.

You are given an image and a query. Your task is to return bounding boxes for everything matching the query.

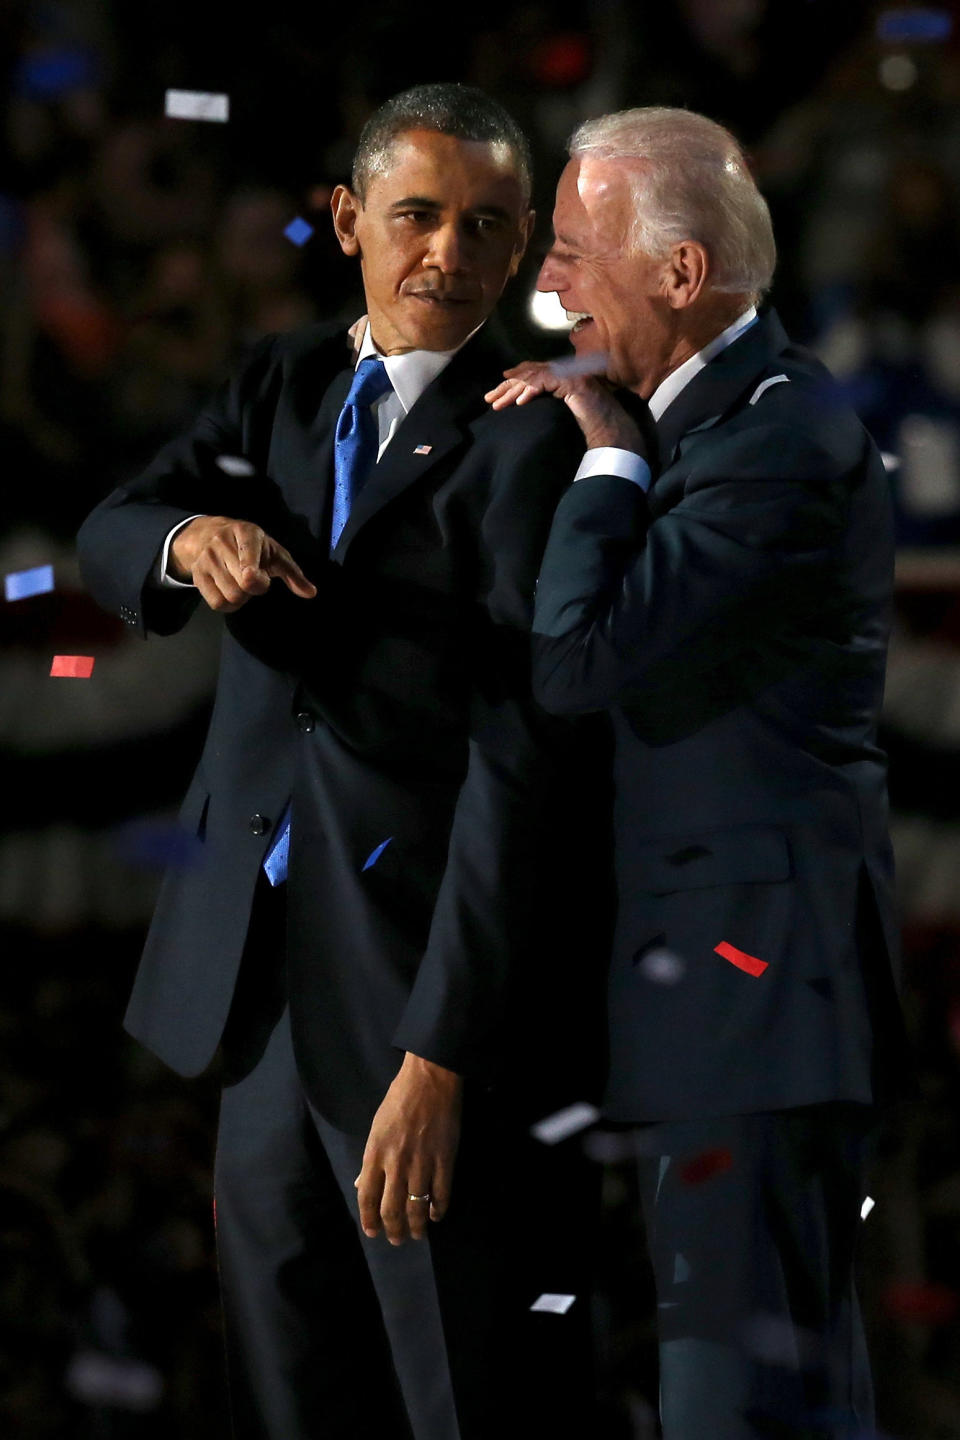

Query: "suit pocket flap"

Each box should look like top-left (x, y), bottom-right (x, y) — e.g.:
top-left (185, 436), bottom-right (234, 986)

top-left (633, 825), bottom-right (790, 893)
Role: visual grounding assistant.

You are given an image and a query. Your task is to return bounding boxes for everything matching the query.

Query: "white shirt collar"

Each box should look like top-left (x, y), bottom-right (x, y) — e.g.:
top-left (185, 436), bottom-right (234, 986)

top-left (356, 320), bottom-right (471, 415)
top-left (648, 306), bottom-right (758, 422)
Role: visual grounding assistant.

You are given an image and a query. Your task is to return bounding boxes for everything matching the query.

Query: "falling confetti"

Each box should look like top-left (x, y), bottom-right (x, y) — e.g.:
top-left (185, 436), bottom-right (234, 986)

top-left (5, 564), bottom-right (54, 601)
top-left (549, 350), bottom-right (610, 379)
top-left (165, 89), bottom-right (229, 123)
top-left (283, 217), bottom-right (314, 247)
top-left (881, 1280), bottom-right (958, 1325)
top-left (215, 455), bottom-right (256, 476)
top-left (861, 1196), bottom-right (875, 1221)
top-left (637, 946), bottom-right (686, 984)
top-left (530, 1293), bottom-right (577, 1315)
top-left (678, 1147), bottom-right (733, 1186)
top-left (114, 820), bottom-right (204, 871)
top-left (50, 655), bottom-right (95, 678)
top-left (714, 941), bottom-right (769, 977)
top-left (876, 8), bottom-right (952, 44)
top-left (531, 1102), bottom-right (600, 1145)
top-left (362, 837), bottom-right (393, 872)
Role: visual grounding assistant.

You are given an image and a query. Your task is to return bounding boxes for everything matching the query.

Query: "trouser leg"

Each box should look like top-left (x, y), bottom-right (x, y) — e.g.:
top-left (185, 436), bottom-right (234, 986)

top-left (312, 1089), bottom-right (601, 1440)
top-left (637, 1105), bottom-right (876, 1440)
top-left (214, 1008), bottom-right (412, 1440)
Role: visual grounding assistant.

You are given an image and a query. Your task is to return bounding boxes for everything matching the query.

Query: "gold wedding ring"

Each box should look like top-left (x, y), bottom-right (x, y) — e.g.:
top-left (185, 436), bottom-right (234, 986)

top-left (407, 1193), bottom-right (431, 1203)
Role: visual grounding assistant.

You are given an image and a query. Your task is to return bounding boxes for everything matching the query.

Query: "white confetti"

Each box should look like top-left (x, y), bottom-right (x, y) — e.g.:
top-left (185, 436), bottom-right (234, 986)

top-left (861, 1195), bottom-right (875, 1221)
top-left (880, 452), bottom-right (900, 473)
top-left (530, 1293), bottom-right (577, 1315)
top-left (549, 350), bottom-right (610, 379)
top-left (165, 89), bottom-right (230, 123)
top-left (638, 947), bottom-right (686, 985)
top-left (215, 455), bottom-right (255, 476)
top-left (531, 1101), bottom-right (600, 1145)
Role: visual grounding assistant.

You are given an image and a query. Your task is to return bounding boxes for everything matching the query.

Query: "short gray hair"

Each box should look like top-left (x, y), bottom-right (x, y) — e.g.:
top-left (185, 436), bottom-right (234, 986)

top-left (569, 107), bottom-right (776, 300)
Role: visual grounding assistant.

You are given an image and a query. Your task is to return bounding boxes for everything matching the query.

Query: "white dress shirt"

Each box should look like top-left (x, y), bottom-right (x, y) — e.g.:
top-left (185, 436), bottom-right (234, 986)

top-left (574, 306), bottom-right (758, 494)
top-left (158, 319), bottom-right (470, 587)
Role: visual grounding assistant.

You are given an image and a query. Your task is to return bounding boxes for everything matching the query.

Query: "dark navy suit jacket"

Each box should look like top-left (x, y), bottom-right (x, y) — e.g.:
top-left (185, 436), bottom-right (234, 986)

top-left (532, 309), bottom-right (905, 1122)
top-left (78, 323), bottom-right (611, 1133)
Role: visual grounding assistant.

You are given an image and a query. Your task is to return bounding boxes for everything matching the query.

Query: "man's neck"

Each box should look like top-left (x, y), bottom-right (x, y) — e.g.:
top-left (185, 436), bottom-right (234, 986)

top-left (639, 296), bottom-right (755, 401)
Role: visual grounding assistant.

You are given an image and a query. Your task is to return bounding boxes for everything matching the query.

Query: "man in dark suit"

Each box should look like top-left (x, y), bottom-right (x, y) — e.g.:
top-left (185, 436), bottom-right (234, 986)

top-left (488, 106), bottom-right (907, 1438)
top-left (78, 84), bottom-right (606, 1440)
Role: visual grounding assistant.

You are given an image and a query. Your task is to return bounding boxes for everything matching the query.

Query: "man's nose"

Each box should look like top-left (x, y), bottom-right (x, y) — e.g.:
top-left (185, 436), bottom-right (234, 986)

top-left (537, 254), bottom-right (564, 293)
top-left (425, 223), bottom-right (466, 273)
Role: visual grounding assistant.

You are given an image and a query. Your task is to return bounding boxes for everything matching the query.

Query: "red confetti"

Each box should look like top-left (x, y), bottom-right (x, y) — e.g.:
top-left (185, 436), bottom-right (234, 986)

top-left (679, 1147), bottom-right (734, 1186)
top-left (715, 940), bottom-right (769, 977)
top-left (881, 1281), bottom-right (958, 1325)
top-left (50, 654), bottom-right (95, 678)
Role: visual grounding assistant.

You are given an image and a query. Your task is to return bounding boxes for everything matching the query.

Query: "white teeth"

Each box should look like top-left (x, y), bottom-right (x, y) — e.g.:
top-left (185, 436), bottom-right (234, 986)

top-left (564, 310), bottom-right (592, 324)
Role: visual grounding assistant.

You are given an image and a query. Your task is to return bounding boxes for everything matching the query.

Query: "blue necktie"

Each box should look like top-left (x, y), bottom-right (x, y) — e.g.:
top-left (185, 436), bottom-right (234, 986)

top-left (330, 356), bottom-right (393, 551)
top-left (263, 357), bottom-right (392, 887)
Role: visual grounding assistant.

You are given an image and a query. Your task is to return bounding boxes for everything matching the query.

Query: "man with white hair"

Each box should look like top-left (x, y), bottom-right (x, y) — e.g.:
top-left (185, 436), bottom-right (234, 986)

top-left (489, 107), bottom-right (907, 1438)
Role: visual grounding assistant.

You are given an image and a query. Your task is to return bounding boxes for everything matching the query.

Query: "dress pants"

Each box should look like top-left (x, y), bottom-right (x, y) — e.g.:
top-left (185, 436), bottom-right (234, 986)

top-left (213, 880), bottom-right (599, 1440)
top-left (635, 1105), bottom-right (876, 1440)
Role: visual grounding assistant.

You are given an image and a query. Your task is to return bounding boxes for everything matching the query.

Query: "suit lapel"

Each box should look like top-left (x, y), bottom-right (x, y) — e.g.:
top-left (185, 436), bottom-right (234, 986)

top-left (332, 327), bottom-right (511, 561)
top-left (280, 330), bottom-right (356, 540)
top-left (654, 309), bottom-right (791, 474)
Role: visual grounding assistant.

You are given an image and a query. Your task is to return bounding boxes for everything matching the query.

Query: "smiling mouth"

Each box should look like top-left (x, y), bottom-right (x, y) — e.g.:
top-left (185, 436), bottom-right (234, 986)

top-left (565, 310), bottom-right (593, 333)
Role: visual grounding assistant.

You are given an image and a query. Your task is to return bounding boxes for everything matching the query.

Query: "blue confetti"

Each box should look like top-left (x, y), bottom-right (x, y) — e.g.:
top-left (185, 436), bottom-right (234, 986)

top-left (5, 564), bottom-right (54, 601)
top-left (14, 47), bottom-right (100, 100)
top-left (114, 820), bottom-right (204, 871)
top-left (876, 8), bottom-right (952, 43)
top-left (284, 216), bottom-right (314, 247)
top-left (362, 837), bottom-right (393, 872)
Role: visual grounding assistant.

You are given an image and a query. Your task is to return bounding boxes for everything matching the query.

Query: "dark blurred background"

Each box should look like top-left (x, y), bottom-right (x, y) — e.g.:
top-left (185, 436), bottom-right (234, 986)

top-left (3, 0), bottom-right (960, 1435)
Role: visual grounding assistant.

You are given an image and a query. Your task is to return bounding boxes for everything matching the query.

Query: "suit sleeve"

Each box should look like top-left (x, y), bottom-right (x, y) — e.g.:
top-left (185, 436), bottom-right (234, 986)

top-left (76, 335), bottom-right (281, 638)
top-left (391, 404), bottom-right (599, 1082)
top-left (531, 419), bottom-right (853, 717)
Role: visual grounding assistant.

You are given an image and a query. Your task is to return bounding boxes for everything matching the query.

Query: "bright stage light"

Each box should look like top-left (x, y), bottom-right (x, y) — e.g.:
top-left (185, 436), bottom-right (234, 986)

top-left (528, 287), bottom-right (573, 332)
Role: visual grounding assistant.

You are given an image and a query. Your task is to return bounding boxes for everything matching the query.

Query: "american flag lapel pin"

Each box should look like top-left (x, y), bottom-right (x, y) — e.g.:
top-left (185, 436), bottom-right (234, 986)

top-left (413, 444), bottom-right (432, 455)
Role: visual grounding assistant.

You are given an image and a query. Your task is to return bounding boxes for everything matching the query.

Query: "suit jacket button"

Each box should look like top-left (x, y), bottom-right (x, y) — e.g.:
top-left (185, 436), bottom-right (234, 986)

top-left (249, 814), bottom-right (269, 836)
top-left (296, 710), bottom-right (315, 733)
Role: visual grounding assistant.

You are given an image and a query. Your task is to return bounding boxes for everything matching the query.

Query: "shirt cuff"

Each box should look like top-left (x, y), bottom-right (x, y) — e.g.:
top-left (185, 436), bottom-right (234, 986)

top-left (575, 448), bottom-right (652, 492)
top-left (156, 515), bottom-right (204, 588)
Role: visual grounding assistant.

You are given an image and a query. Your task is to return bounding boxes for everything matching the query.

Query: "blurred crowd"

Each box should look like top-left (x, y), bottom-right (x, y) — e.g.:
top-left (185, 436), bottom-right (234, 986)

top-left (4, 0), bottom-right (960, 1435)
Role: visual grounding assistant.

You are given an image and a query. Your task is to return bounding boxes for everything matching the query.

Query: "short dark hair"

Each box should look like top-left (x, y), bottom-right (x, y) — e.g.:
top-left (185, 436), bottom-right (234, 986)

top-left (351, 83), bottom-right (532, 204)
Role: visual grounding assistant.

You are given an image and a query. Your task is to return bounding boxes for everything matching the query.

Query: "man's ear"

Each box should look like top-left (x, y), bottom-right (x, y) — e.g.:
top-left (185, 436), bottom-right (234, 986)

top-left (663, 241), bottom-right (709, 310)
top-left (507, 208), bottom-right (536, 279)
top-left (332, 185), bottom-right (362, 257)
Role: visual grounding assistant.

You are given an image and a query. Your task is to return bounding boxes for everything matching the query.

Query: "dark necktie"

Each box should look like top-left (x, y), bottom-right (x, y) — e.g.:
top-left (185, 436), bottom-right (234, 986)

top-left (262, 355), bottom-right (393, 887)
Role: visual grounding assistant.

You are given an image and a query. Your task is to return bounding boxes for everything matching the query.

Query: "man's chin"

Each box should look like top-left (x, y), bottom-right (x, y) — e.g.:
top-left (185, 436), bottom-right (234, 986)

top-left (402, 298), bottom-right (484, 351)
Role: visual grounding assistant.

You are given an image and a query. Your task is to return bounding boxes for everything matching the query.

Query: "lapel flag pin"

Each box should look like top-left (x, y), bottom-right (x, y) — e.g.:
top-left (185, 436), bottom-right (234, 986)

top-left (413, 444), bottom-right (432, 455)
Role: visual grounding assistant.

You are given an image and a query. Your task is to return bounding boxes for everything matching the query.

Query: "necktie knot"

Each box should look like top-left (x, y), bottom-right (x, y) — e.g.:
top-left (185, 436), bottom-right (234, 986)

top-left (346, 356), bottom-right (392, 410)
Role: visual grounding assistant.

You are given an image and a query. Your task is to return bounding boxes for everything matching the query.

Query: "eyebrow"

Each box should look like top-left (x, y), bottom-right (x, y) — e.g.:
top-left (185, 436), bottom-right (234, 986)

top-left (388, 195), bottom-right (513, 221)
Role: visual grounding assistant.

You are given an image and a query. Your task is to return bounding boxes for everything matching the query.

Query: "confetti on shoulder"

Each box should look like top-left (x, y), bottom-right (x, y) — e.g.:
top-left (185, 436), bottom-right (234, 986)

top-left (51, 655), bottom-right (95, 678)
top-left (215, 455), bottom-right (256, 476)
top-left (5, 564), bottom-right (54, 601)
top-left (531, 1101), bottom-right (600, 1145)
top-left (283, 217), bottom-right (314, 247)
top-left (165, 89), bottom-right (229, 123)
top-left (530, 1293), bottom-right (577, 1315)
